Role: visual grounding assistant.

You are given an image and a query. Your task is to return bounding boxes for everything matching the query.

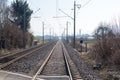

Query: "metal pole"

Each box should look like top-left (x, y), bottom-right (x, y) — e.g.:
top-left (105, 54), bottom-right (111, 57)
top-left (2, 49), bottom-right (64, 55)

top-left (49, 28), bottom-right (51, 41)
top-left (66, 21), bottom-right (68, 43)
top-left (85, 43), bottom-right (87, 52)
top-left (73, 1), bottom-right (76, 48)
top-left (64, 28), bottom-right (65, 40)
top-left (23, 0), bottom-right (26, 48)
top-left (0, 39), bottom-right (1, 50)
top-left (42, 22), bottom-right (44, 44)
top-left (79, 29), bottom-right (81, 37)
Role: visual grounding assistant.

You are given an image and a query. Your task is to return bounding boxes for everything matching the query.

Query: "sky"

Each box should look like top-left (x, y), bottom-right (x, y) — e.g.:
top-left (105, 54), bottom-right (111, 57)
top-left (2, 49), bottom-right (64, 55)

top-left (8, 0), bottom-right (120, 36)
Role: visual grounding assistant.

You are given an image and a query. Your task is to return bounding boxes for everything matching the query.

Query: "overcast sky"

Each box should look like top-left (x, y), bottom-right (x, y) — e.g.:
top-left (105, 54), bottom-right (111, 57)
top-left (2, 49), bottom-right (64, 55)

top-left (8, 0), bottom-right (120, 36)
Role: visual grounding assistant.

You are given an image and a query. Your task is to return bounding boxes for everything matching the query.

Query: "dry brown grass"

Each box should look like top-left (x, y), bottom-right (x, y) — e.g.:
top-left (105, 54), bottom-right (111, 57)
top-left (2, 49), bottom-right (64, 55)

top-left (81, 52), bottom-right (96, 65)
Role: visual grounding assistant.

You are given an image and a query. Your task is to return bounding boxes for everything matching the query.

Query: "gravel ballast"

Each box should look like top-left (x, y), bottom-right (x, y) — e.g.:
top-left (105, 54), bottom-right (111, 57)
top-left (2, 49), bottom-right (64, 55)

top-left (41, 41), bottom-right (67, 75)
top-left (64, 42), bottom-right (103, 80)
top-left (2, 42), bottom-right (56, 75)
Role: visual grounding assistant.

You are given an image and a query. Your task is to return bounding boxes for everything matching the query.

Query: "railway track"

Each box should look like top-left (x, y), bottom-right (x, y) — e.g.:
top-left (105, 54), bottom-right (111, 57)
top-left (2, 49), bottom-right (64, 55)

top-left (31, 41), bottom-right (73, 80)
top-left (63, 41), bottom-right (103, 80)
top-left (0, 40), bottom-right (83, 80)
top-left (0, 44), bottom-right (43, 63)
top-left (0, 41), bottom-right (56, 70)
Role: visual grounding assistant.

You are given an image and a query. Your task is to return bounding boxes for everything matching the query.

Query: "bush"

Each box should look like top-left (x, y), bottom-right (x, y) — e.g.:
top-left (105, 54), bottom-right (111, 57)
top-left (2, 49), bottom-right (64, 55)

top-left (0, 20), bottom-right (33, 50)
top-left (90, 23), bottom-right (120, 69)
top-left (112, 50), bottom-right (120, 70)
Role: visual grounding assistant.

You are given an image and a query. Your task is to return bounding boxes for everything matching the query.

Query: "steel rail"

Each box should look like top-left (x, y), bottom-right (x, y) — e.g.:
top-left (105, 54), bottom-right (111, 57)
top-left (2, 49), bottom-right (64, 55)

top-left (0, 42), bottom-right (54, 69)
top-left (0, 41), bottom-right (55, 60)
top-left (61, 42), bottom-right (73, 80)
top-left (31, 42), bottom-right (57, 80)
top-left (31, 41), bottom-right (73, 80)
top-left (0, 44), bottom-right (41, 60)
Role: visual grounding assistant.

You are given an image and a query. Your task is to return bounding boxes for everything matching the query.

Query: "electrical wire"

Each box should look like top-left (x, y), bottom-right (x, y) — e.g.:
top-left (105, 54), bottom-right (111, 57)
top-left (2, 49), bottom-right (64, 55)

top-left (76, 0), bottom-right (92, 15)
top-left (81, 0), bottom-right (92, 8)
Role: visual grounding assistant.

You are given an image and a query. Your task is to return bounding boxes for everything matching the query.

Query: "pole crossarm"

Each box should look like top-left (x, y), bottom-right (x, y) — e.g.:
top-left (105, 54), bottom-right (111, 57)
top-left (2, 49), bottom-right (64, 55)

top-left (53, 16), bottom-right (69, 18)
top-left (32, 16), bottom-right (41, 18)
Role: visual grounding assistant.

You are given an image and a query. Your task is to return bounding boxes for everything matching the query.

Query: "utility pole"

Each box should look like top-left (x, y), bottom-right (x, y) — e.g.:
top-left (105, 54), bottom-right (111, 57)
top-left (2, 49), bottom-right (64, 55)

top-left (73, 1), bottom-right (76, 48)
top-left (49, 28), bottom-right (51, 41)
top-left (79, 29), bottom-right (81, 37)
top-left (62, 29), bottom-right (65, 40)
top-left (52, 29), bottom-right (54, 40)
top-left (66, 21), bottom-right (68, 43)
top-left (23, 0), bottom-right (26, 48)
top-left (57, 1), bottom-right (81, 48)
top-left (42, 22), bottom-right (44, 44)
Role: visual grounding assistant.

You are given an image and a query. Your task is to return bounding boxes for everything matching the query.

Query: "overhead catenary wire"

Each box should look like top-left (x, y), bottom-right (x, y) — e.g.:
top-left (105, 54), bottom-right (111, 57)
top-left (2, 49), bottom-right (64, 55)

top-left (33, 8), bottom-right (40, 14)
top-left (31, 4), bottom-right (55, 36)
top-left (81, 0), bottom-right (92, 8)
top-left (59, 9), bottom-right (74, 20)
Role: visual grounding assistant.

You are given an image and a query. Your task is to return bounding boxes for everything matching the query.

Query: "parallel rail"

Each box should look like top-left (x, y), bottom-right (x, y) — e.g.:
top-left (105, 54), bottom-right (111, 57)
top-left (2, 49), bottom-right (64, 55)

top-left (31, 41), bottom-right (73, 80)
top-left (31, 42), bottom-right (57, 80)
top-left (62, 42), bottom-right (73, 80)
top-left (0, 44), bottom-right (41, 60)
top-left (0, 42), bottom-right (55, 69)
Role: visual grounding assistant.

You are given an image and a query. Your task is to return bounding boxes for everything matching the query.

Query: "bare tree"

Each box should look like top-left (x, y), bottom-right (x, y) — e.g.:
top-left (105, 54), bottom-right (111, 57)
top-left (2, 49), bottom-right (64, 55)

top-left (93, 23), bottom-right (114, 65)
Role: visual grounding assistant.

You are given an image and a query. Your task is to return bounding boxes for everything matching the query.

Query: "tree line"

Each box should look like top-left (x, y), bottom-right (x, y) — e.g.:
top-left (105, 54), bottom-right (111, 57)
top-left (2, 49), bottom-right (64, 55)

top-left (0, 0), bottom-right (33, 50)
